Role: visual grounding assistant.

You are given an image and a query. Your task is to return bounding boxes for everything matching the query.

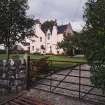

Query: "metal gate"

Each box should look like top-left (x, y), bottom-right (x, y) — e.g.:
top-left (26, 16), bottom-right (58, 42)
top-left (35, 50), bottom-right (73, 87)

top-left (31, 59), bottom-right (105, 105)
top-left (1, 57), bottom-right (105, 105)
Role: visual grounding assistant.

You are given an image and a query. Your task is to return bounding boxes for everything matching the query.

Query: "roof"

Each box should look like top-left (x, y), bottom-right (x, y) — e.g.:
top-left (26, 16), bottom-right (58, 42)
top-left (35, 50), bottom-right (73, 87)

top-left (57, 23), bottom-right (73, 34)
top-left (34, 19), bottom-right (41, 24)
top-left (57, 25), bottom-right (68, 34)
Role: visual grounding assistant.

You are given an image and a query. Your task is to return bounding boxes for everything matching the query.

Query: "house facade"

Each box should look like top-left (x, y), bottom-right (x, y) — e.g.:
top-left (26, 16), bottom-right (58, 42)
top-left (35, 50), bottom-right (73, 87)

top-left (19, 20), bottom-right (73, 55)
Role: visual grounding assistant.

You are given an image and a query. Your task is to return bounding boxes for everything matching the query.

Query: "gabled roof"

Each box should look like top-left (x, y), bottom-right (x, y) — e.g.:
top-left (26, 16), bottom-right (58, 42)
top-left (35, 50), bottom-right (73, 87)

top-left (57, 23), bottom-right (73, 34)
top-left (34, 19), bottom-right (41, 24)
top-left (57, 25), bottom-right (68, 34)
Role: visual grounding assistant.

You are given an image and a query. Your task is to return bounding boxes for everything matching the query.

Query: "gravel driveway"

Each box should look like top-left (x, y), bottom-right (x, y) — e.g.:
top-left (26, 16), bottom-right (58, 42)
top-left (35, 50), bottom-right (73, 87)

top-left (26, 64), bottom-right (105, 105)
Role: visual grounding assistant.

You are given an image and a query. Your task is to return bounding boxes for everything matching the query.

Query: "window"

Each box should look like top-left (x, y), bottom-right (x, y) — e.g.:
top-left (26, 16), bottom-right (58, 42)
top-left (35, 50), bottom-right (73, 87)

top-left (36, 48), bottom-right (39, 52)
top-left (41, 45), bottom-right (45, 50)
top-left (48, 33), bottom-right (50, 40)
top-left (57, 51), bottom-right (59, 54)
top-left (32, 46), bottom-right (34, 51)
top-left (50, 46), bottom-right (52, 53)
top-left (40, 37), bottom-right (42, 42)
top-left (32, 40), bottom-right (35, 43)
top-left (28, 47), bottom-right (30, 51)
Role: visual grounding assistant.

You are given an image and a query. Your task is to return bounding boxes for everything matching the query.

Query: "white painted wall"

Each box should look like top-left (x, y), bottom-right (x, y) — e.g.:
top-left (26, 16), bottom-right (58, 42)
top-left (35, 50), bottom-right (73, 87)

top-left (19, 23), bottom-right (72, 55)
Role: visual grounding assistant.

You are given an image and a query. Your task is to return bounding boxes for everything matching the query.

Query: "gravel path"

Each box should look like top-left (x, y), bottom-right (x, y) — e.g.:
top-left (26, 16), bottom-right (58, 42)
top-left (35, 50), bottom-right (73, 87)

top-left (26, 64), bottom-right (105, 105)
top-left (26, 89), bottom-right (92, 105)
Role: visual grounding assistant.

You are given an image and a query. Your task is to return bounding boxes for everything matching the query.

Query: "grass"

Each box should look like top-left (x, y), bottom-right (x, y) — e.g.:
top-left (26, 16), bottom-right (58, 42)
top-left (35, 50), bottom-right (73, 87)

top-left (31, 54), bottom-right (87, 72)
top-left (0, 54), bottom-right (86, 61)
top-left (47, 55), bottom-right (86, 62)
top-left (0, 54), bottom-right (24, 60)
top-left (0, 54), bottom-right (87, 72)
top-left (0, 54), bottom-right (44, 60)
top-left (47, 55), bottom-right (86, 72)
top-left (48, 61), bottom-right (75, 71)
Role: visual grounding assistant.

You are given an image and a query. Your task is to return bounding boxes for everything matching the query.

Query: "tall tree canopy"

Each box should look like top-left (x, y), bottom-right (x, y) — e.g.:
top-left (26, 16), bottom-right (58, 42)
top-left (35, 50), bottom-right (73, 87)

top-left (0, 0), bottom-right (34, 57)
top-left (58, 33), bottom-right (75, 56)
top-left (83, 0), bottom-right (105, 60)
top-left (79, 0), bottom-right (105, 92)
top-left (41, 20), bottom-right (57, 33)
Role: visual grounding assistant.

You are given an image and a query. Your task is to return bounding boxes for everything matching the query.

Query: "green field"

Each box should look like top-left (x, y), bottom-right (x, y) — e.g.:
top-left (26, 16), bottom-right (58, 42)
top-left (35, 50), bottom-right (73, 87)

top-left (30, 54), bottom-right (87, 72)
top-left (46, 55), bottom-right (86, 71)
top-left (0, 54), bottom-right (86, 72)
top-left (0, 54), bottom-right (86, 62)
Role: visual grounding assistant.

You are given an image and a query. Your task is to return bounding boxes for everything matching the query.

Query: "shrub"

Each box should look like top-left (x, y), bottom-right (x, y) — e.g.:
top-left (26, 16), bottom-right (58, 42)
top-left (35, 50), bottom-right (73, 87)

top-left (32, 52), bottom-right (41, 55)
top-left (30, 57), bottom-right (49, 80)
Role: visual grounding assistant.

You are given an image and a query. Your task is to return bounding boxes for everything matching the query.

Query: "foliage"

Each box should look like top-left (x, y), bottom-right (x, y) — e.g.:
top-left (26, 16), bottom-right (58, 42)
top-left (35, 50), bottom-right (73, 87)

top-left (58, 33), bottom-right (75, 56)
top-left (0, 0), bottom-right (34, 58)
top-left (30, 57), bottom-right (49, 80)
top-left (41, 20), bottom-right (57, 33)
top-left (81, 0), bottom-right (105, 92)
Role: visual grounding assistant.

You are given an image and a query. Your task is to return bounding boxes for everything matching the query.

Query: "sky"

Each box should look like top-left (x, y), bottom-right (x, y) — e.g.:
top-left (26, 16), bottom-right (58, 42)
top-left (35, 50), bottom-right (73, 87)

top-left (27, 0), bottom-right (88, 32)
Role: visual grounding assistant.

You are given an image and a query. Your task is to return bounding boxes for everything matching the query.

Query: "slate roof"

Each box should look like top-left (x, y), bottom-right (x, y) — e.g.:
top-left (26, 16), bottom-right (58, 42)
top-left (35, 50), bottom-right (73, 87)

top-left (57, 25), bottom-right (68, 34)
top-left (34, 19), bottom-right (41, 24)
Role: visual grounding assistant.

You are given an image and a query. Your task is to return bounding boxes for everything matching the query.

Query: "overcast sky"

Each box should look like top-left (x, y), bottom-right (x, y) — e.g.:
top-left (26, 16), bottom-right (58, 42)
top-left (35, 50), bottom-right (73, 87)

top-left (27, 0), bottom-right (87, 31)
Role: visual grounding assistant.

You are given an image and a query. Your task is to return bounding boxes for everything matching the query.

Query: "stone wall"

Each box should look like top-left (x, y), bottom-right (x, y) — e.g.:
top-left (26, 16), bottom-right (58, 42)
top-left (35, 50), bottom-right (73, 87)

top-left (0, 59), bottom-right (26, 95)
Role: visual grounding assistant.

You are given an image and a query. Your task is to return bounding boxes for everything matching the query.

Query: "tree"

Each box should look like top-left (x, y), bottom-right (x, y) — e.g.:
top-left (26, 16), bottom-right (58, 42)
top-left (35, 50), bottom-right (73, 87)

top-left (58, 33), bottom-right (75, 56)
top-left (41, 20), bottom-right (56, 33)
top-left (80, 0), bottom-right (105, 92)
top-left (0, 0), bottom-right (34, 59)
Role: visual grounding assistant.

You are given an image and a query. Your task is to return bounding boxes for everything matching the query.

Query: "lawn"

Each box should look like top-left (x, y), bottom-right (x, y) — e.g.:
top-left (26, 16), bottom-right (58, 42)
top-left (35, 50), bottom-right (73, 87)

top-left (0, 54), bottom-right (86, 62)
top-left (46, 55), bottom-right (86, 72)
top-left (47, 55), bottom-right (86, 62)
top-left (30, 54), bottom-right (87, 72)
top-left (0, 54), bottom-right (44, 60)
top-left (0, 54), bottom-right (87, 72)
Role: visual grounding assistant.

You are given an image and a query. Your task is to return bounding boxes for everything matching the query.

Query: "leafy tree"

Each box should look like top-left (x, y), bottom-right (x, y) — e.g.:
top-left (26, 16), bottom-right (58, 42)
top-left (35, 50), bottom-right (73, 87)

top-left (0, 0), bottom-right (34, 59)
top-left (70, 31), bottom-right (84, 54)
top-left (41, 20), bottom-right (57, 33)
top-left (80, 0), bottom-right (105, 92)
top-left (58, 33), bottom-right (75, 56)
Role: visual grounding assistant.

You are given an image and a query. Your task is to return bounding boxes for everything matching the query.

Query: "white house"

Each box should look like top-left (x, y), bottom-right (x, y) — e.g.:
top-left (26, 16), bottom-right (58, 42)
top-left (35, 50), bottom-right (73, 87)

top-left (18, 20), bottom-right (73, 55)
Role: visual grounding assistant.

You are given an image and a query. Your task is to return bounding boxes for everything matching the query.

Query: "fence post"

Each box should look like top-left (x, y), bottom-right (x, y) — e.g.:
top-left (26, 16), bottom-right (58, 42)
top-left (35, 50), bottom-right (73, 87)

top-left (26, 55), bottom-right (31, 91)
top-left (79, 64), bottom-right (81, 99)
